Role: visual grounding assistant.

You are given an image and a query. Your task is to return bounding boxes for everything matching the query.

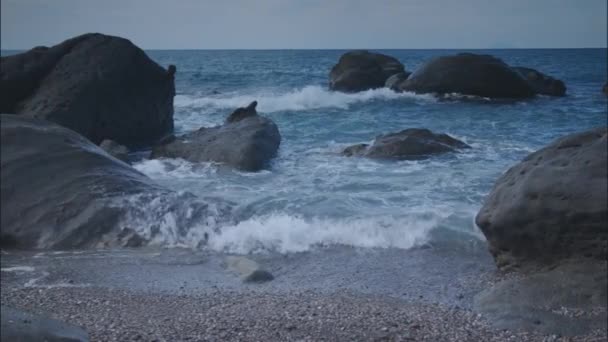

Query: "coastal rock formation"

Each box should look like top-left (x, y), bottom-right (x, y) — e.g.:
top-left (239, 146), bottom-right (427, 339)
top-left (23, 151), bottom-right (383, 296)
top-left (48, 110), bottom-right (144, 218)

top-left (152, 101), bottom-right (281, 172)
top-left (342, 128), bottom-right (470, 160)
top-left (384, 72), bottom-right (411, 91)
top-left (398, 53), bottom-right (536, 99)
top-left (100, 139), bottom-right (130, 162)
top-left (0, 33), bottom-right (175, 147)
top-left (476, 127), bottom-right (608, 269)
top-left (512, 67), bottom-right (566, 96)
top-left (329, 50), bottom-right (405, 92)
top-left (1, 306), bottom-right (89, 342)
top-left (0, 114), bottom-right (228, 250)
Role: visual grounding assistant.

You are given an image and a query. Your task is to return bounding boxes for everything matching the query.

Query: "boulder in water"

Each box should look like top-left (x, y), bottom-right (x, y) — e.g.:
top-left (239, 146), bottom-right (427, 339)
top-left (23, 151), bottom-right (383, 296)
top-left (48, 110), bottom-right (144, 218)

top-left (342, 128), bottom-right (470, 160)
top-left (399, 53), bottom-right (536, 99)
top-left (0, 33), bottom-right (175, 147)
top-left (152, 101), bottom-right (281, 172)
top-left (100, 139), bottom-right (130, 162)
top-left (475, 127), bottom-right (608, 269)
top-left (512, 67), bottom-right (566, 96)
top-left (603, 82), bottom-right (608, 96)
top-left (329, 50), bottom-right (406, 92)
top-left (385, 72), bottom-right (411, 91)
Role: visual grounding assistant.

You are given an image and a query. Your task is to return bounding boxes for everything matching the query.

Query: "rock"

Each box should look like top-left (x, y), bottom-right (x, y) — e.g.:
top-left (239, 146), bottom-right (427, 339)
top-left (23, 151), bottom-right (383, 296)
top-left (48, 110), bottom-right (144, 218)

top-left (0, 114), bottom-right (225, 249)
top-left (512, 67), bottom-right (566, 96)
top-left (475, 127), bottom-right (607, 269)
top-left (329, 50), bottom-right (405, 92)
top-left (225, 256), bottom-right (274, 283)
top-left (342, 128), bottom-right (470, 160)
top-left (99, 139), bottom-right (129, 162)
top-left (152, 101), bottom-right (281, 172)
top-left (603, 82), bottom-right (608, 96)
top-left (385, 72), bottom-right (411, 91)
top-left (0, 33), bottom-right (175, 147)
top-left (399, 53), bottom-right (535, 99)
top-left (1, 306), bottom-right (89, 342)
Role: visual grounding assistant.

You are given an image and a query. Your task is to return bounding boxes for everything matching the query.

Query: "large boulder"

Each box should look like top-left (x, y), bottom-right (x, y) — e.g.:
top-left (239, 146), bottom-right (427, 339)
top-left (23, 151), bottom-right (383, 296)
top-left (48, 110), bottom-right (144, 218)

top-left (512, 67), bottom-right (566, 96)
top-left (384, 72), bottom-right (411, 91)
top-left (342, 128), bottom-right (470, 160)
top-left (398, 53), bottom-right (535, 99)
top-left (476, 127), bottom-right (608, 269)
top-left (0, 114), bottom-right (224, 249)
top-left (0, 33), bottom-right (175, 147)
top-left (329, 50), bottom-right (405, 92)
top-left (152, 101), bottom-right (281, 172)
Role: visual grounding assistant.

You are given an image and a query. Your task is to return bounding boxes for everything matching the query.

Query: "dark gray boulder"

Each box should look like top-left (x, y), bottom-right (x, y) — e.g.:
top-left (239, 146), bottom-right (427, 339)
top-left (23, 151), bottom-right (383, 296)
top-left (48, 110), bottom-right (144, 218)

top-left (0, 114), bottom-right (228, 250)
top-left (342, 128), bottom-right (470, 160)
top-left (399, 53), bottom-right (536, 99)
top-left (475, 127), bottom-right (608, 269)
top-left (152, 102), bottom-right (281, 172)
top-left (0, 33), bottom-right (175, 147)
top-left (1, 306), bottom-right (89, 342)
top-left (385, 72), bottom-right (411, 91)
top-left (99, 139), bottom-right (130, 162)
top-left (329, 50), bottom-right (405, 92)
top-left (512, 67), bottom-right (566, 96)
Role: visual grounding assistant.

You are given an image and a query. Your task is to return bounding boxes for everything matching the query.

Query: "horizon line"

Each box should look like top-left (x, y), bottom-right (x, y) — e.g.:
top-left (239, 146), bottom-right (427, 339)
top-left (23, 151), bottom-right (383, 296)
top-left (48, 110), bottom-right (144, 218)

top-left (1, 46), bottom-right (607, 51)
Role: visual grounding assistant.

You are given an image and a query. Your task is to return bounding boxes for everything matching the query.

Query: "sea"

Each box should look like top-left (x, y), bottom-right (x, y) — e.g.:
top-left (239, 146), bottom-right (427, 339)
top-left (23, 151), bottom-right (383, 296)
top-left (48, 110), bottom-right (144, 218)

top-left (3, 48), bottom-right (608, 254)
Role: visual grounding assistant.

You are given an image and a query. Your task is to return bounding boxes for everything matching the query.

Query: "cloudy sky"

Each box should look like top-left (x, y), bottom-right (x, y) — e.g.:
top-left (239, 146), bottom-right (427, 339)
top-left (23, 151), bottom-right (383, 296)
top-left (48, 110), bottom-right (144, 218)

top-left (1, 0), bottom-right (607, 49)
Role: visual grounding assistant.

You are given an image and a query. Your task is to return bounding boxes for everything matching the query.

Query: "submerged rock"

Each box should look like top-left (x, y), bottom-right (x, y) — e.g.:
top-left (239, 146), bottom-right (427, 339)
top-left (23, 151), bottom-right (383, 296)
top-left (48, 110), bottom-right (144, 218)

top-left (225, 256), bottom-right (274, 283)
top-left (512, 66), bottom-right (566, 96)
top-left (343, 128), bottom-right (470, 160)
top-left (0, 33), bottom-right (175, 147)
top-left (475, 127), bottom-right (607, 269)
top-left (100, 139), bottom-right (130, 162)
top-left (399, 53), bottom-right (535, 99)
top-left (329, 50), bottom-right (405, 92)
top-left (152, 101), bottom-right (281, 172)
top-left (1, 306), bottom-right (89, 342)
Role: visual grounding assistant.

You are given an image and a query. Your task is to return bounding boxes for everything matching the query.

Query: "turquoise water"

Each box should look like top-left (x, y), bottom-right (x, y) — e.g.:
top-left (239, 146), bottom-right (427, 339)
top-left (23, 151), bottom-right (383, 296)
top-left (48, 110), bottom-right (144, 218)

top-left (130, 49), bottom-right (607, 253)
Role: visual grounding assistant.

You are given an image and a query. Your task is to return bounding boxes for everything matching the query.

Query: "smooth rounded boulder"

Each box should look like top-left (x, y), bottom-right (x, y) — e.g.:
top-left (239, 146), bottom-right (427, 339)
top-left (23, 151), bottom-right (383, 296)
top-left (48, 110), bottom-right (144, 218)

top-left (476, 127), bottom-right (608, 269)
top-left (0, 33), bottom-right (175, 147)
top-left (399, 53), bottom-right (536, 99)
top-left (512, 67), bottom-right (566, 96)
top-left (342, 128), bottom-right (470, 160)
top-left (152, 101), bottom-right (281, 172)
top-left (329, 50), bottom-right (405, 92)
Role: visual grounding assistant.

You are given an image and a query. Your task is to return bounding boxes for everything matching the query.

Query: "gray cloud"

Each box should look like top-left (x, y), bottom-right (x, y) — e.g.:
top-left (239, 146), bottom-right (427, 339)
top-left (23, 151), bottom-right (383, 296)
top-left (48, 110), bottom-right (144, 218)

top-left (1, 0), bottom-right (606, 49)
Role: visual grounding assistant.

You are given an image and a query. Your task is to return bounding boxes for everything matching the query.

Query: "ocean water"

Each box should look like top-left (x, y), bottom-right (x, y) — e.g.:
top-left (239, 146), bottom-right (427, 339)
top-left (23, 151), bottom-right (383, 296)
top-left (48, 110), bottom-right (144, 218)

top-left (4, 49), bottom-right (608, 254)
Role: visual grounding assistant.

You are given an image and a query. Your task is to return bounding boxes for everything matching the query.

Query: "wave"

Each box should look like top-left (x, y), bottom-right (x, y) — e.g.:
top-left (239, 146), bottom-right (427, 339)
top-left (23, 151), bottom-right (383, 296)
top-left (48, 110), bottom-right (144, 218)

top-left (174, 85), bottom-right (436, 113)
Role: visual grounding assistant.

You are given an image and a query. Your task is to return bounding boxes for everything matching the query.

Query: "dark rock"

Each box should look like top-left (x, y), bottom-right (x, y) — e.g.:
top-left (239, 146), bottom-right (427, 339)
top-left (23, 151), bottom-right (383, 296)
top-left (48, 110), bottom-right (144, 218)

top-left (1, 306), bottom-right (89, 342)
top-left (152, 102), bottom-right (281, 172)
top-left (385, 72), bottom-right (411, 91)
top-left (244, 269), bottom-right (275, 283)
top-left (399, 53), bottom-right (535, 99)
top-left (475, 127), bottom-right (607, 269)
top-left (0, 33), bottom-right (175, 147)
top-left (99, 139), bottom-right (130, 162)
top-left (603, 82), bottom-right (608, 96)
top-left (512, 67), bottom-right (566, 96)
top-left (342, 128), bottom-right (470, 160)
top-left (329, 50), bottom-right (405, 92)
top-left (0, 114), bottom-right (229, 250)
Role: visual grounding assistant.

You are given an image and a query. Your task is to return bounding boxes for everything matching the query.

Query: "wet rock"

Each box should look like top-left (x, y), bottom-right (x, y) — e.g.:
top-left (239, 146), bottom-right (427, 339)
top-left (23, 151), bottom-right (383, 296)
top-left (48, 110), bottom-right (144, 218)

top-left (512, 67), bottom-right (566, 96)
top-left (152, 101), bottom-right (281, 172)
top-left (0, 33), bottom-right (175, 147)
top-left (476, 127), bottom-right (607, 269)
top-left (384, 72), bottom-right (410, 91)
top-left (603, 82), bottom-right (608, 96)
top-left (1, 306), bottom-right (89, 341)
top-left (329, 50), bottom-right (406, 92)
top-left (399, 53), bottom-right (535, 99)
top-left (225, 256), bottom-right (274, 283)
top-left (99, 139), bottom-right (129, 162)
top-left (343, 128), bottom-right (470, 160)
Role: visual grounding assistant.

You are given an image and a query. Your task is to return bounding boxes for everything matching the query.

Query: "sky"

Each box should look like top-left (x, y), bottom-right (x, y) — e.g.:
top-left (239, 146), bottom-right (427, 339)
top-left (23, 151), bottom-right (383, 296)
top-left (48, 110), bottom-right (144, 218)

top-left (1, 0), bottom-right (607, 49)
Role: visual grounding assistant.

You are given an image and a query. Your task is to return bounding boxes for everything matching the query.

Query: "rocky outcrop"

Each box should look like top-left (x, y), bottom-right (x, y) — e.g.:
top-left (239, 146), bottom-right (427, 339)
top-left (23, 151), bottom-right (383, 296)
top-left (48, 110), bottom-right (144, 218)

top-left (152, 101), bottom-right (281, 172)
top-left (385, 72), bottom-right (411, 91)
top-left (0, 114), bottom-right (228, 250)
top-left (342, 128), bottom-right (470, 160)
top-left (476, 127), bottom-right (607, 269)
top-left (398, 53), bottom-right (536, 99)
top-left (0, 33), bottom-right (175, 147)
top-left (329, 51), bottom-right (405, 92)
top-left (512, 67), bottom-right (566, 96)
top-left (100, 139), bottom-right (130, 162)
top-left (1, 306), bottom-right (89, 342)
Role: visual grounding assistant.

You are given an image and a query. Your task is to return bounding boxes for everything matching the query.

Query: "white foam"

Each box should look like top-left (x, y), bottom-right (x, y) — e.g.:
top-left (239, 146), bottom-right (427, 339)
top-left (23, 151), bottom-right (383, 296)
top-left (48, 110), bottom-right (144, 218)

top-left (1, 266), bottom-right (35, 272)
top-left (207, 211), bottom-right (448, 254)
top-left (175, 85), bottom-right (436, 113)
top-left (133, 158), bottom-right (218, 180)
